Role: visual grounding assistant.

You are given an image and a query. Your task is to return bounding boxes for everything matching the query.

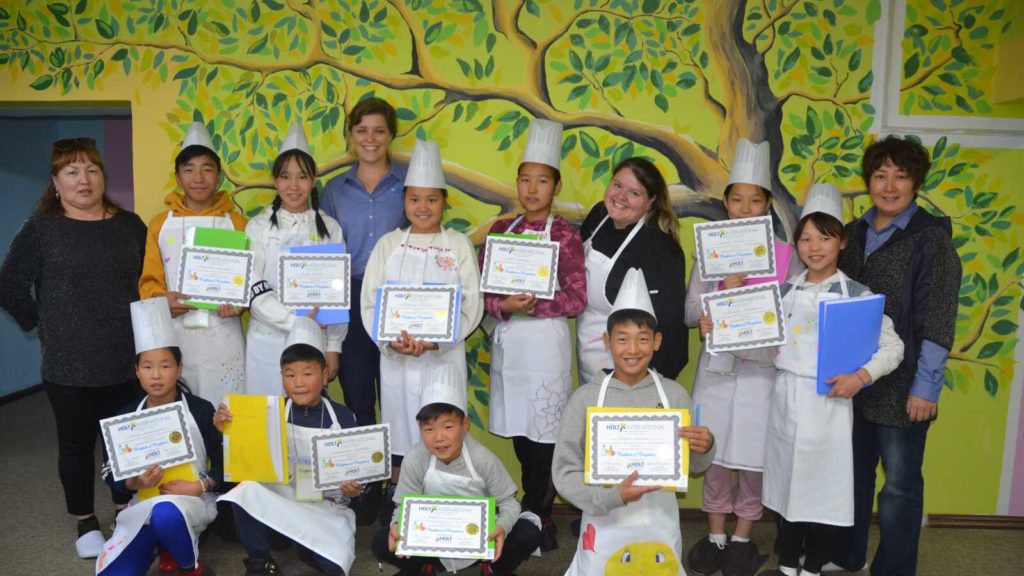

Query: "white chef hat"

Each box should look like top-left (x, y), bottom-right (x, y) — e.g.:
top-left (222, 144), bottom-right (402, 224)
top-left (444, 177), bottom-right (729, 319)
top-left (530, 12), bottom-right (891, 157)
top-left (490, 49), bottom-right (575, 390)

top-left (130, 298), bottom-right (178, 354)
top-left (279, 123), bottom-right (311, 156)
top-left (521, 119), bottom-right (564, 170)
top-left (403, 139), bottom-right (446, 189)
top-left (284, 315), bottom-right (325, 355)
top-left (181, 122), bottom-right (215, 153)
top-left (727, 138), bottom-right (773, 193)
top-left (419, 364), bottom-right (467, 412)
top-left (610, 268), bottom-right (656, 320)
top-left (802, 183), bottom-right (844, 222)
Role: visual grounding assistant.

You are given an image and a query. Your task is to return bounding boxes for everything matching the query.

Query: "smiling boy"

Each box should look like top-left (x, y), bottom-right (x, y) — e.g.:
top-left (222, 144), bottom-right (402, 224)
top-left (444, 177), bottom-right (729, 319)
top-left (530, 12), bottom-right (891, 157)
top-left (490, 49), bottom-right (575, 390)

top-left (553, 268), bottom-right (716, 576)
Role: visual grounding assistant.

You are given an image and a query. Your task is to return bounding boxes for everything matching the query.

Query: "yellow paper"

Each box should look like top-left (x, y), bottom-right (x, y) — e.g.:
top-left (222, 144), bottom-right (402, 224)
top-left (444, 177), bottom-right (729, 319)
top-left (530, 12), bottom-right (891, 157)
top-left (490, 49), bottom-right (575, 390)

top-left (138, 463), bottom-right (199, 501)
top-left (223, 394), bottom-right (289, 483)
top-left (584, 407), bottom-right (690, 492)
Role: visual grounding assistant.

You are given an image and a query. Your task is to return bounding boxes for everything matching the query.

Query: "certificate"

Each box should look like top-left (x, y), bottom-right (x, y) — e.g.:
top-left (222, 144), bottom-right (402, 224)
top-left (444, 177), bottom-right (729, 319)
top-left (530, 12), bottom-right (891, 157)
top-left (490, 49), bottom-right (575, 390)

top-left (99, 401), bottom-right (198, 481)
top-left (480, 236), bottom-right (559, 299)
top-left (584, 408), bottom-right (690, 491)
top-left (176, 246), bottom-right (255, 307)
top-left (396, 496), bottom-right (496, 560)
top-left (310, 424), bottom-right (391, 489)
top-left (372, 284), bottom-right (461, 343)
top-left (694, 216), bottom-right (777, 281)
top-left (277, 253), bottom-right (351, 309)
top-left (701, 282), bottom-right (787, 352)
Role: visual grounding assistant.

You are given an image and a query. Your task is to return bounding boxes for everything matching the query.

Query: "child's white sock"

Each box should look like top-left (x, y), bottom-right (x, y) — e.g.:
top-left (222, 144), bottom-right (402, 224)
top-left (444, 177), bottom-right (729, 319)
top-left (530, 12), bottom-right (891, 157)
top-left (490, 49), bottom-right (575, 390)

top-left (800, 571), bottom-right (820, 576)
top-left (779, 567), bottom-right (799, 576)
top-left (709, 533), bottom-right (728, 546)
top-left (731, 535), bottom-right (750, 543)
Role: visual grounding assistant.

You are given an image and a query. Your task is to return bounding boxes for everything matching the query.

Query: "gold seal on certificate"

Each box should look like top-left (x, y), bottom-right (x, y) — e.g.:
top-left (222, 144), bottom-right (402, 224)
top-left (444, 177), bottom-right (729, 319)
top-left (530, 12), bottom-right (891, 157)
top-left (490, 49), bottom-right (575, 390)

top-left (396, 496), bottom-right (496, 560)
top-left (277, 253), bottom-right (351, 310)
top-left (693, 215), bottom-right (777, 281)
top-left (99, 401), bottom-right (198, 481)
top-left (310, 423), bottom-right (392, 489)
top-left (701, 282), bottom-right (787, 352)
top-left (584, 408), bottom-right (690, 491)
top-left (480, 236), bottom-right (560, 299)
top-left (372, 284), bottom-right (460, 343)
top-left (175, 245), bottom-right (255, 307)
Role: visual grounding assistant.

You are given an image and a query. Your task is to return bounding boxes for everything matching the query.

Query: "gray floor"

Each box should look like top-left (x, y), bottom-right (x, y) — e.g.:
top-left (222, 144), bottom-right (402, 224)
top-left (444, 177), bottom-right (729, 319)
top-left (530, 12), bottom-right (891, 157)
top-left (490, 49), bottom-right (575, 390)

top-left (1, 390), bottom-right (1022, 575)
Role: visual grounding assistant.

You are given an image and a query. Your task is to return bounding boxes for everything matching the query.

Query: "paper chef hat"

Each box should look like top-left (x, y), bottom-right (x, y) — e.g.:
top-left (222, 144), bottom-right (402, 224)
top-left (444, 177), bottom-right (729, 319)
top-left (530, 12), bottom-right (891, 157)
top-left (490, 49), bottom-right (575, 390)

top-left (279, 123), bottom-right (311, 156)
top-left (727, 138), bottom-right (773, 192)
top-left (419, 364), bottom-right (467, 412)
top-left (284, 315), bottom-right (325, 355)
top-left (181, 122), bottom-right (215, 153)
top-left (521, 119), bottom-right (564, 170)
top-left (610, 268), bottom-right (657, 320)
top-left (802, 183), bottom-right (844, 222)
top-left (403, 139), bottom-right (446, 189)
top-left (131, 298), bottom-right (178, 354)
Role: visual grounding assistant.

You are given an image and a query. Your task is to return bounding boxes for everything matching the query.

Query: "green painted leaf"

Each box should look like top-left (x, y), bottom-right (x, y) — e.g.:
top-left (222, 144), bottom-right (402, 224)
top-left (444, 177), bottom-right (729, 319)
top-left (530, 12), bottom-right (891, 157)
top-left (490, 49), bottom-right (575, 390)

top-left (951, 46), bottom-right (973, 65)
top-left (248, 33), bottom-right (268, 54)
top-left (561, 133), bottom-right (577, 158)
top-left (977, 341), bottom-right (1001, 360)
top-left (984, 369), bottom-right (998, 397)
top-left (1002, 248), bottom-right (1019, 269)
top-left (849, 48), bottom-right (862, 71)
top-left (95, 18), bottom-right (114, 38)
top-left (579, 132), bottom-right (599, 158)
top-left (782, 48), bottom-right (800, 73)
top-left (30, 74), bottom-right (54, 90)
top-left (903, 53), bottom-right (920, 79)
top-left (74, 0), bottom-right (86, 15)
top-left (905, 24), bottom-right (928, 38)
top-left (642, 0), bottom-right (660, 13)
top-left (654, 93), bottom-right (668, 112)
top-left (991, 319), bottom-right (1017, 336)
top-left (806, 108), bottom-right (822, 138)
top-left (424, 22), bottom-right (442, 44)
top-left (567, 84), bottom-right (588, 102)
top-left (173, 65), bottom-right (198, 80)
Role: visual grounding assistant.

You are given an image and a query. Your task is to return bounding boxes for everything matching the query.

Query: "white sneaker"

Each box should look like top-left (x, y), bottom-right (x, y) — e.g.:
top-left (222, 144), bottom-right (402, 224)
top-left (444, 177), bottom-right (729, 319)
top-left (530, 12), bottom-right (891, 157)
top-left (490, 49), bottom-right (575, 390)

top-left (75, 529), bottom-right (105, 558)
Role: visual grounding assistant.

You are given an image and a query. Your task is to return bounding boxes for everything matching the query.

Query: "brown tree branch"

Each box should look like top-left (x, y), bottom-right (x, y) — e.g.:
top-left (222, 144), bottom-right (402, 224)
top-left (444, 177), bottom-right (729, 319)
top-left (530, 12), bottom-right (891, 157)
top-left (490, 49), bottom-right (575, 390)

top-left (955, 275), bottom-right (1024, 355)
top-left (753, 0), bottom-right (799, 54)
top-left (665, 46), bottom-right (726, 123)
top-left (492, 0), bottom-right (536, 49)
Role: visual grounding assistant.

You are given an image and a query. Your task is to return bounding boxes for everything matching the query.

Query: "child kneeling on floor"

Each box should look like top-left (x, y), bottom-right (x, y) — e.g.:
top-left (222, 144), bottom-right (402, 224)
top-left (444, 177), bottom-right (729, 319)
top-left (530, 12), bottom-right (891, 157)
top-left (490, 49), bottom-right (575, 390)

top-left (372, 365), bottom-right (541, 575)
top-left (217, 317), bottom-right (362, 576)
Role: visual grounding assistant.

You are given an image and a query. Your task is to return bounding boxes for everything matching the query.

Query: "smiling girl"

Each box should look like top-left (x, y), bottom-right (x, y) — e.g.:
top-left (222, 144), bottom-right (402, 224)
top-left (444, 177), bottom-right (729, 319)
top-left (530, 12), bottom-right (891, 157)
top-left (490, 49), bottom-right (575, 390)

top-left (245, 124), bottom-right (345, 395)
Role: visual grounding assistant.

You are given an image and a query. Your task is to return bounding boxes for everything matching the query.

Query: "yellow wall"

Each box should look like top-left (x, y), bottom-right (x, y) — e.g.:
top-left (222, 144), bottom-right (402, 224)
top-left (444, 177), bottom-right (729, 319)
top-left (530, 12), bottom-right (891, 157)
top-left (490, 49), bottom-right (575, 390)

top-left (2, 0), bottom-right (1021, 514)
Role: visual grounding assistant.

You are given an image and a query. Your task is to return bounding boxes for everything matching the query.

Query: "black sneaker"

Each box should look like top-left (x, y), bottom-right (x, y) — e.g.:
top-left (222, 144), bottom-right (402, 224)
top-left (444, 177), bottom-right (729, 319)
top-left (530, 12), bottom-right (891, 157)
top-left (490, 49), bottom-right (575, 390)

top-left (380, 482), bottom-right (397, 527)
top-left (688, 537), bottom-right (727, 576)
top-left (539, 516), bottom-right (558, 552)
top-left (243, 557), bottom-right (283, 576)
top-left (722, 541), bottom-right (768, 576)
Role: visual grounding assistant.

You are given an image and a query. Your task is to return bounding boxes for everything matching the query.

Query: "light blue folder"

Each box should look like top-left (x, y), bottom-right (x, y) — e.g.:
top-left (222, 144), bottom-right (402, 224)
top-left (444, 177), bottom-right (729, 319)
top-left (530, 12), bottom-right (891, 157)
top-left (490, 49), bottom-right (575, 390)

top-left (287, 243), bottom-right (350, 325)
top-left (816, 293), bottom-right (886, 395)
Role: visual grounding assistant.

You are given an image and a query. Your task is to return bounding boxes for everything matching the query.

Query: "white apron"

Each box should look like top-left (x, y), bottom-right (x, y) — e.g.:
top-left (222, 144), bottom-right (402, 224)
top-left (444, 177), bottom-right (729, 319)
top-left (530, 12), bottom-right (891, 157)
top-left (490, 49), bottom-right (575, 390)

top-left (158, 211), bottom-right (246, 406)
top-left (422, 445), bottom-right (489, 572)
top-left (380, 228), bottom-right (467, 456)
top-left (576, 217), bottom-right (644, 386)
top-left (489, 215), bottom-right (571, 443)
top-left (566, 370), bottom-right (686, 576)
top-left (246, 215), bottom-right (322, 396)
top-left (762, 271), bottom-right (854, 527)
top-left (96, 398), bottom-right (218, 573)
top-left (218, 400), bottom-right (356, 574)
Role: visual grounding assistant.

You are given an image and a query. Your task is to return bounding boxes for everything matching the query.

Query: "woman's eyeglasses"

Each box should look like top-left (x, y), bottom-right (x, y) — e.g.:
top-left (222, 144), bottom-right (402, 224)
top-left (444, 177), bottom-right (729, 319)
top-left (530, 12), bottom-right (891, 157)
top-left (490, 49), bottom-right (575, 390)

top-left (52, 137), bottom-right (97, 152)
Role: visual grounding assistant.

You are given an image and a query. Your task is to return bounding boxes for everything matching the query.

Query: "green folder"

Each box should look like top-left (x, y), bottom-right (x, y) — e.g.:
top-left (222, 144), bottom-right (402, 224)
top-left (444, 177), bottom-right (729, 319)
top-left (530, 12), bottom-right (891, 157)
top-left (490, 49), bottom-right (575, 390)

top-left (183, 227), bottom-right (251, 310)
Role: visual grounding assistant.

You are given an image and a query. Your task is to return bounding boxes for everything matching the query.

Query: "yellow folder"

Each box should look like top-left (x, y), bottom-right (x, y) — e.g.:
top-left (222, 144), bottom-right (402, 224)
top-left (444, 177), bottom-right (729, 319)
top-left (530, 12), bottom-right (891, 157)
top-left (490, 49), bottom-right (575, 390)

top-left (138, 462), bottom-right (199, 501)
top-left (223, 394), bottom-right (289, 484)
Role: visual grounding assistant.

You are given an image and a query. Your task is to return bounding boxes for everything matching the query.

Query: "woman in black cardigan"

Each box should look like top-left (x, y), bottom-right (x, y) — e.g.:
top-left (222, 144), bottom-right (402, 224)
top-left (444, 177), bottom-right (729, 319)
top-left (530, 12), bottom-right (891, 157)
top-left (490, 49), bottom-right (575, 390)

top-left (0, 137), bottom-right (147, 558)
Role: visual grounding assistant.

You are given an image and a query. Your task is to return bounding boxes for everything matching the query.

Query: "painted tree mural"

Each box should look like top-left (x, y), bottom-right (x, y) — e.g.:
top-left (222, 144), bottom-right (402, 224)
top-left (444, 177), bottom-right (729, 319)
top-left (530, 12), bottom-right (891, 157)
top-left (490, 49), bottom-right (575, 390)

top-left (0, 0), bottom-right (1019, 431)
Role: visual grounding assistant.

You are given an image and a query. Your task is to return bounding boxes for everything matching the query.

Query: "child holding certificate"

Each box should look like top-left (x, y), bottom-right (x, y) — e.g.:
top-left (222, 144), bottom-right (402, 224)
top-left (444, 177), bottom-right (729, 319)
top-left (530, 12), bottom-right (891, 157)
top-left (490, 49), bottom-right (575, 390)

top-left (553, 268), bottom-right (715, 576)
top-left (138, 123), bottom-right (248, 407)
top-left (702, 185), bottom-right (904, 576)
top-left (372, 364), bottom-right (541, 575)
top-left (685, 138), bottom-right (790, 576)
top-left (477, 119), bottom-right (586, 551)
top-left (245, 123), bottom-right (346, 396)
top-left (360, 139), bottom-right (483, 515)
top-left (97, 298), bottom-right (221, 576)
top-left (218, 317), bottom-right (362, 576)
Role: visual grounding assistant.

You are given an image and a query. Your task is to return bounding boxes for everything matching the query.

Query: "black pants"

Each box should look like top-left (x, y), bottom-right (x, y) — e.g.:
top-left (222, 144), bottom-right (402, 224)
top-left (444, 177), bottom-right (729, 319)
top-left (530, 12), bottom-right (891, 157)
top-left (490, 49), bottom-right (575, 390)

top-left (44, 379), bottom-right (138, 516)
top-left (337, 277), bottom-right (381, 427)
top-left (512, 436), bottom-right (556, 518)
top-left (372, 518), bottom-right (541, 575)
top-left (774, 516), bottom-right (830, 574)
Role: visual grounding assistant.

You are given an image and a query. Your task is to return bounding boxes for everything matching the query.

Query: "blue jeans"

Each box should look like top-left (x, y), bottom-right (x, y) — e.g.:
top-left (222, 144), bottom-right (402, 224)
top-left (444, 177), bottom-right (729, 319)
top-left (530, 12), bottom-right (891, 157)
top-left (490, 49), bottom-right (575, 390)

top-left (98, 502), bottom-right (196, 575)
top-left (831, 410), bottom-right (930, 576)
top-left (232, 503), bottom-right (344, 575)
top-left (337, 277), bottom-right (381, 427)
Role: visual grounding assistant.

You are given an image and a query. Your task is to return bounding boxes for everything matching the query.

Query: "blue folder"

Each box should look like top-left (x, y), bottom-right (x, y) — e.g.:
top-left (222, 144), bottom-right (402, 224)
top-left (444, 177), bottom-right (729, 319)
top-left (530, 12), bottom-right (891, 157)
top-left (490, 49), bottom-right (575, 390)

top-left (287, 243), bottom-right (350, 325)
top-left (816, 294), bottom-right (885, 395)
